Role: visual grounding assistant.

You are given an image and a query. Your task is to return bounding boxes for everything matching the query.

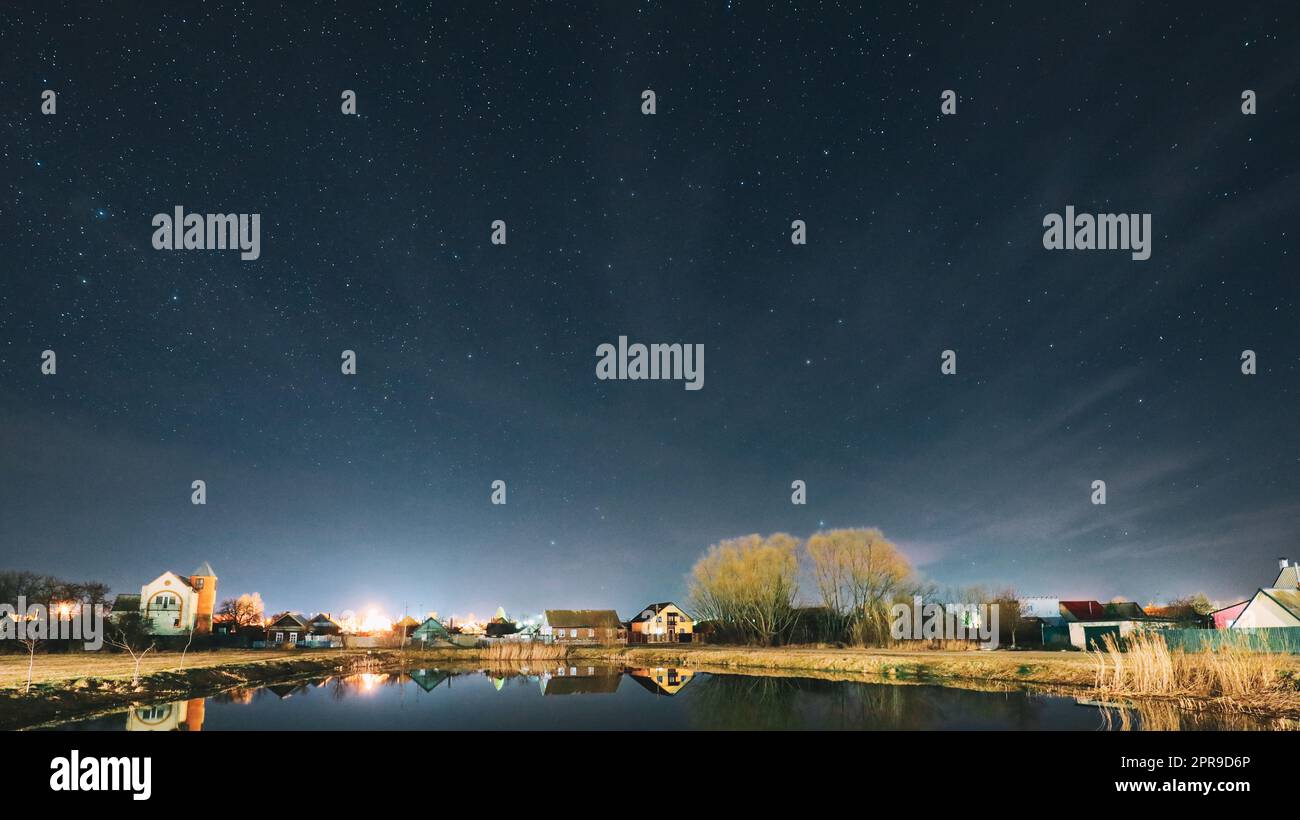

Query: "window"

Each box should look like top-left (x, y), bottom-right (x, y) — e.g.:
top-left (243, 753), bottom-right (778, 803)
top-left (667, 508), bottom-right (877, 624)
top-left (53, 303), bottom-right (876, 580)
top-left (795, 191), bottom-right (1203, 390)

top-left (587, 628), bottom-right (595, 637)
top-left (149, 593), bottom-right (179, 612)
top-left (194, 578), bottom-right (204, 589)
top-left (274, 631), bottom-right (284, 643)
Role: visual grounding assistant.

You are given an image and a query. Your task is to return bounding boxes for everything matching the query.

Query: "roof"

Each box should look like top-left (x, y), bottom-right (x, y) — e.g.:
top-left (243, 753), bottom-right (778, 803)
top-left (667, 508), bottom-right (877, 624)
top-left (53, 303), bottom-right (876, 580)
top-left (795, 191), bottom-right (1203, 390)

top-left (545, 609), bottom-right (622, 629)
top-left (394, 615), bottom-right (421, 628)
top-left (1210, 600), bottom-right (1251, 616)
top-left (1059, 600), bottom-right (1106, 621)
top-left (268, 612), bottom-right (309, 629)
top-left (628, 602), bottom-right (694, 623)
top-left (1274, 565), bottom-right (1300, 590)
top-left (412, 617), bottom-right (449, 634)
top-left (150, 570), bottom-right (194, 589)
top-left (1259, 589), bottom-right (1300, 624)
top-left (111, 594), bottom-right (141, 613)
top-left (309, 612), bottom-right (340, 625)
top-left (192, 561), bottom-right (217, 578)
top-left (1102, 602), bottom-right (1146, 619)
top-left (1062, 600), bottom-right (1156, 622)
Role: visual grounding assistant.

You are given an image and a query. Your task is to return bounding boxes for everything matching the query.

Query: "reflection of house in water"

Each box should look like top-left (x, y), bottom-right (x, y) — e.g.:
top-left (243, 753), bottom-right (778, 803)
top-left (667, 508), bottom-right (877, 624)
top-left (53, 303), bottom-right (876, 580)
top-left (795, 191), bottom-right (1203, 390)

top-left (628, 667), bottom-right (696, 696)
top-left (265, 682), bottom-right (311, 699)
top-left (408, 668), bottom-right (451, 692)
top-left (539, 665), bottom-right (622, 695)
top-left (126, 698), bottom-right (205, 731)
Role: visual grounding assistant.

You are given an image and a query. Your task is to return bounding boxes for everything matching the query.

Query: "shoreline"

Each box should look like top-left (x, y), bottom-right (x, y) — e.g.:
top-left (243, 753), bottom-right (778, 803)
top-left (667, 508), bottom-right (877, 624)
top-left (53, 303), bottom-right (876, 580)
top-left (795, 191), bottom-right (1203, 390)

top-left (3, 644), bottom-right (1298, 730)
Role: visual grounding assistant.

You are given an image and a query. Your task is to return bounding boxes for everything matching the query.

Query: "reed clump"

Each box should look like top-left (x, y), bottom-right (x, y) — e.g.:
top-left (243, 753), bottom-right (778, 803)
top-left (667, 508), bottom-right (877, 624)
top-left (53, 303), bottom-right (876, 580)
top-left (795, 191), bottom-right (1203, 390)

top-left (1091, 631), bottom-right (1296, 703)
top-left (481, 641), bottom-right (570, 662)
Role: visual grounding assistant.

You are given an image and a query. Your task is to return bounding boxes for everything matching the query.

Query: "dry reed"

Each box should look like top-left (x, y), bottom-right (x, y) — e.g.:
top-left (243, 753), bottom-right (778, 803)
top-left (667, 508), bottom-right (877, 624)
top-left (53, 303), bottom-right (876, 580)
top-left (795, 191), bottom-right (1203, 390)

top-left (1091, 630), bottom-right (1295, 702)
top-left (480, 641), bottom-right (570, 662)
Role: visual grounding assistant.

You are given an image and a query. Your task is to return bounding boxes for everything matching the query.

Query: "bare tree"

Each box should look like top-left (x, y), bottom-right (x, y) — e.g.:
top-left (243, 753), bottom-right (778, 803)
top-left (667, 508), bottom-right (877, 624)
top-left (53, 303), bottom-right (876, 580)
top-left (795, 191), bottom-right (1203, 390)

top-left (806, 528), bottom-right (915, 645)
top-left (107, 612), bottom-right (156, 687)
top-left (216, 592), bottom-right (265, 628)
top-left (19, 634), bottom-right (42, 694)
top-left (179, 623), bottom-right (195, 671)
top-left (991, 588), bottom-right (1027, 648)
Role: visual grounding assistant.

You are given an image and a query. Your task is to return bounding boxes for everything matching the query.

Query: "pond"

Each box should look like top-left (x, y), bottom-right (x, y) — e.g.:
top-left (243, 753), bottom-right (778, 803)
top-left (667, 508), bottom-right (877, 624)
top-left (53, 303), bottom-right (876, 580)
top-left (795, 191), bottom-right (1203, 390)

top-left (45, 664), bottom-right (1278, 731)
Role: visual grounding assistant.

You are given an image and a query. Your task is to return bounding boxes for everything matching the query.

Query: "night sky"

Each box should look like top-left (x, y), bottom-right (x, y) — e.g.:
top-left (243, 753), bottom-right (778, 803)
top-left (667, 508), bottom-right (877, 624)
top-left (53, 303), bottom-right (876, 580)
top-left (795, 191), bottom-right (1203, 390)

top-left (3, 3), bottom-right (1298, 619)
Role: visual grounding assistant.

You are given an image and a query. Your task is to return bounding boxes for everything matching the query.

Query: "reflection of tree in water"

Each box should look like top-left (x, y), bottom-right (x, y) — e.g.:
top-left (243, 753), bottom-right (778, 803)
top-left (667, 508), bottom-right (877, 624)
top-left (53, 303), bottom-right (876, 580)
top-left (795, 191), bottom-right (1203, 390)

top-left (686, 675), bottom-right (807, 730)
top-left (687, 674), bottom-right (1056, 730)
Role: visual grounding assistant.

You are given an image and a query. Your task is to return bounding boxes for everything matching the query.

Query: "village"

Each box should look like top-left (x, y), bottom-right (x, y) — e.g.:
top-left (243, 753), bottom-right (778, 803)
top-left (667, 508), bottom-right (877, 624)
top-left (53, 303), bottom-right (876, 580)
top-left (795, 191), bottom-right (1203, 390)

top-left (3, 545), bottom-right (1299, 731)
top-left (109, 561), bottom-right (706, 651)
top-left (105, 555), bottom-right (1300, 653)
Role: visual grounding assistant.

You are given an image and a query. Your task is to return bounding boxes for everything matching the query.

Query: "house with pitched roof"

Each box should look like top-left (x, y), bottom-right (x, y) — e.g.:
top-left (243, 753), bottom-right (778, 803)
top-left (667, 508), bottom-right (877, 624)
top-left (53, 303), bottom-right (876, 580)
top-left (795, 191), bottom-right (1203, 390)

top-left (627, 601), bottom-right (696, 643)
top-left (116, 562), bottom-right (218, 635)
top-left (1055, 599), bottom-right (1178, 650)
top-left (266, 612), bottom-right (310, 645)
top-left (1231, 558), bottom-right (1300, 629)
top-left (411, 616), bottom-right (452, 646)
top-left (541, 609), bottom-right (625, 643)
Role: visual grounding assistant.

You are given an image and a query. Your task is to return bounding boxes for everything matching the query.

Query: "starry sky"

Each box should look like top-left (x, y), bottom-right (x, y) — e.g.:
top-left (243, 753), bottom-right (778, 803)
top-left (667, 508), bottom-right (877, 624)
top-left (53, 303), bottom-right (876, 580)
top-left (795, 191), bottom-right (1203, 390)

top-left (2, 2), bottom-right (1298, 619)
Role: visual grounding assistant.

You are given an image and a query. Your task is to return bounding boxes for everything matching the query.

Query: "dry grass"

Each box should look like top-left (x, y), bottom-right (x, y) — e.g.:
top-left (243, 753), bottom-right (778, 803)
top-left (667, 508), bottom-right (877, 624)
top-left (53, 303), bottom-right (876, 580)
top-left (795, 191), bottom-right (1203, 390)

top-left (1090, 631), bottom-right (1300, 715)
top-left (580, 643), bottom-right (1106, 686)
top-left (479, 642), bottom-right (570, 662)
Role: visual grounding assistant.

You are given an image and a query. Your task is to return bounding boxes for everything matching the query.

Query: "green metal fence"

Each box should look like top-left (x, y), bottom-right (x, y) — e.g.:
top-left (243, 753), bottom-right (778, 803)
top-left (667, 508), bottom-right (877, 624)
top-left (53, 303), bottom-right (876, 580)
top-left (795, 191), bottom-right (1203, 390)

top-left (1157, 627), bottom-right (1300, 654)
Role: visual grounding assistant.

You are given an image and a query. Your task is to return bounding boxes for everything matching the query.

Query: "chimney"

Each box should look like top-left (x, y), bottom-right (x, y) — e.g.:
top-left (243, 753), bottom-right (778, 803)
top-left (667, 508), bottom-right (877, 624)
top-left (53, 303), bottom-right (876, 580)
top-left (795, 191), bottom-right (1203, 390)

top-left (1281, 558), bottom-right (1291, 571)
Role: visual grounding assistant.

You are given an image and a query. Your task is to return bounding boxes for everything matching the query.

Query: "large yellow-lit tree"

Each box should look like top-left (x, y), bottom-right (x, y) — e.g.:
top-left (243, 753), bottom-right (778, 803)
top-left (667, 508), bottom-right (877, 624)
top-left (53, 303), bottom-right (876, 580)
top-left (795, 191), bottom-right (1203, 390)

top-left (805, 528), bottom-right (914, 645)
top-left (690, 533), bottom-right (800, 645)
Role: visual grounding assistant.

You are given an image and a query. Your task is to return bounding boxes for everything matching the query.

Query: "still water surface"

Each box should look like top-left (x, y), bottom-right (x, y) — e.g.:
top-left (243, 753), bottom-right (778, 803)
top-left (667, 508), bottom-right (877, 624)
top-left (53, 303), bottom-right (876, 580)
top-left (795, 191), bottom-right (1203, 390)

top-left (49, 664), bottom-right (1271, 731)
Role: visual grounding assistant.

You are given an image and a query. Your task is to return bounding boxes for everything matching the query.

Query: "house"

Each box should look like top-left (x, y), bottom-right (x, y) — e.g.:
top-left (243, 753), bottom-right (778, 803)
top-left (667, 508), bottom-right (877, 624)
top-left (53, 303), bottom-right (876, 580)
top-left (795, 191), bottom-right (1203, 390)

top-left (627, 601), bottom-right (696, 643)
top-left (393, 615), bottom-right (421, 638)
top-left (1054, 600), bottom-right (1178, 650)
top-left (485, 606), bottom-right (520, 638)
top-left (1230, 558), bottom-right (1300, 630)
top-left (1210, 601), bottom-right (1250, 629)
top-left (308, 612), bottom-right (343, 636)
top-left (266, 612), bottom-right (310, 645)
top-left (110, 594), bottom-right (141, 620)
top-left (123, 562), bottom-right (218, 636)
top-left (410, 616), bottom-right (452, 646)
top-left (1232, 590), bottom-right (1300, 629)
top-left (541, 610), bottom-right (625, 644)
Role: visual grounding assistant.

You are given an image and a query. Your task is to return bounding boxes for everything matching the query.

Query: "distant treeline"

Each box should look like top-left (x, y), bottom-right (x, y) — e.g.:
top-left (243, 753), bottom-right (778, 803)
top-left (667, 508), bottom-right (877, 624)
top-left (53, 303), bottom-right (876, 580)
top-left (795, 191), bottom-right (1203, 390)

top-left (0, 570), bottom-right (111, 607)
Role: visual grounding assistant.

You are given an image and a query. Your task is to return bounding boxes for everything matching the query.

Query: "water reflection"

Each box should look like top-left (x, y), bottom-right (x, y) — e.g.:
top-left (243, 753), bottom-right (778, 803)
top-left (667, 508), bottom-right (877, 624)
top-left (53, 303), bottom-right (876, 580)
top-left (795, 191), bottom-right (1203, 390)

top-left (125, 698), bottom-right (206, 732)
top-left (62, 664), bottom-right (1286, 732)
top-left (628, 666), bottom-right (696, 696)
